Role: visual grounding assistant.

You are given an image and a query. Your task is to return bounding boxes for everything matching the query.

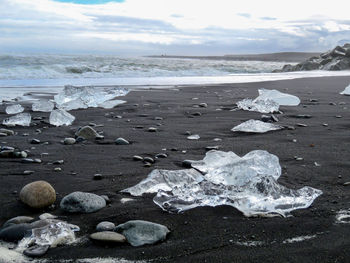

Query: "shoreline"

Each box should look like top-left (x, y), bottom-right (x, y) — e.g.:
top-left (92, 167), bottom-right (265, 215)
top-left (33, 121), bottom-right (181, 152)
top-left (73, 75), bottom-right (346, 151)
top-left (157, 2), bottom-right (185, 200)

top-left (1, 76), bottom-right (350, 262)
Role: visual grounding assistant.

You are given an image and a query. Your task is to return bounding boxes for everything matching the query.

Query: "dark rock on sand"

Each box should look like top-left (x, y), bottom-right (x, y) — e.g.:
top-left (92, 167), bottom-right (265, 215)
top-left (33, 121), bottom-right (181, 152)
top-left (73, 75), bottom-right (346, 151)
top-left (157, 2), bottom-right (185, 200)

top-left (277, 43), bottom-right (350, 72)
top-left (0, 128), bottom-right (14, 136)
top-left (133, 155), bottom-right (143, 161)
top-left (115, 220), bottom-right (170, 247)
top-left (23, 244), bottom-right (50, 257)
top-left (60, 191), bottom-right (106, 213)
top-left (0, 223), bottom-right (31, 242)
top-left (115, 138), bottom-right (130, 145)
top-left (63, 137), bottom-right (76, 145)
top-left (75, 126), bottom-right (104, 140)
top-left (155, 153), bottom-right (168, 159)
top-left (30, 139), bottom-right (41, 144)
top-left (2, 216), bottom-right (34, 228)
top-left (96, 221), bottom-right (116, 232)
top-left (90, 231), bottom-right (126, 244)
top-left (143, 157), bottom-right (155, 164)
top-left (19, 181), bottom-right (56, 209)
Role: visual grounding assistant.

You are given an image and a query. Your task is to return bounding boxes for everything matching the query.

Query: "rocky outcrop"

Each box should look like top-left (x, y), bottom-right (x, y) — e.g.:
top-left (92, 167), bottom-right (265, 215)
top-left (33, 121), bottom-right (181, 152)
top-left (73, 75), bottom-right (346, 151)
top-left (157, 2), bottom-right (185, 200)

top-left (276, 44), bottom-right (350, 72)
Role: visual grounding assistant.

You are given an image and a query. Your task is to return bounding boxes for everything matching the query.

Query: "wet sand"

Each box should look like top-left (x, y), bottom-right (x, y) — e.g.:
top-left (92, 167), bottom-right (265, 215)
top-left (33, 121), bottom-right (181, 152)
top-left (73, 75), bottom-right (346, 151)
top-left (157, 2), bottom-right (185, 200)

top-left (1, 76), bottom-right (350, 262)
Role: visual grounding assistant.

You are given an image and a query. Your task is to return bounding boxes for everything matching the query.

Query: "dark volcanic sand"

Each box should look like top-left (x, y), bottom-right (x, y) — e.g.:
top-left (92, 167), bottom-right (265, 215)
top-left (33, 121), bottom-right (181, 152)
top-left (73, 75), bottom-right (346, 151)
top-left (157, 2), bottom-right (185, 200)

top-left (1, 76), bottom-right (350, 262)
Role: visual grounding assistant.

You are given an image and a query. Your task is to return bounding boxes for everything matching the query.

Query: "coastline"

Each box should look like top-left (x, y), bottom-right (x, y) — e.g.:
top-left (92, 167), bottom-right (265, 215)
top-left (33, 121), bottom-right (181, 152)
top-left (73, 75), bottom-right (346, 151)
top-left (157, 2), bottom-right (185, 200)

top-left (1, 75), bottom-right (350, 262)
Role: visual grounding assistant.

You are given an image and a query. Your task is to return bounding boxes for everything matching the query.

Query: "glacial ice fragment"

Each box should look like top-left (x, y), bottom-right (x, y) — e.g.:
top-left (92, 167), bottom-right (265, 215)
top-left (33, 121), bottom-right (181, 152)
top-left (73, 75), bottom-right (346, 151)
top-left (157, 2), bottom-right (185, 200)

top-left (54, 85), bottom-right (129, 110)
top-left (32, 100), bottom-right (55, 112)
top-left (340, 84), bottom-right (350, 95)
top-left (2, 113), bottom-right (31, 126)
top-left (5, 104), bottom-right (24, 115)
top-left (49, 109), bottom-right (75, 126)
top-left (236, 89), bottom-right (300, 113)
top-left (98, 99), bottom-right (126, 109)
top-left (18, 221), bottom-right (78, 248)
top-left (256, 89), bottom-right (300, 106)
top-left (122, 150), bottom-right (322, 217)
top-left (231, 119), bottom-right (283, 133)
top-left (236, 99), bottom-right (279, 113)
top-left (187, 134), bottom-right (200, 140)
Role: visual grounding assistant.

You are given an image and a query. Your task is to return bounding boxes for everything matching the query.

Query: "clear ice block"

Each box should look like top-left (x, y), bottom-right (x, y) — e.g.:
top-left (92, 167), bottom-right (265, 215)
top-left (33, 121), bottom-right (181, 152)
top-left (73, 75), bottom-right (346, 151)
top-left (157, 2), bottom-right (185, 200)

top-left (255, 89), bottom-right (300, 106)
top-left (231, 119), bottom-right (283, 133)
top-left (49, 109), bottom-right (75, 126)
top-left (236, 99), bottom-right (279, 113)
top-left (340, 84), bottom-right (350, 95)
top-left (2, 113), bottom-right (31, 126)
top-left (5, 104), bottom-right (24, 115)
top-left (122, 150), bottom-right (322, 217)
top-left (32, 100), bottom-right (55, 112)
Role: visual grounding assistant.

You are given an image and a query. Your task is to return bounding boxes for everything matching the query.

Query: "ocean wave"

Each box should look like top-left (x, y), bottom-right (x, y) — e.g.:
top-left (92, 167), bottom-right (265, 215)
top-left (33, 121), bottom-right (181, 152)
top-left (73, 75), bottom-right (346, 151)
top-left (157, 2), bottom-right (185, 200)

top-left (0, 54), bottom-right (287, 80)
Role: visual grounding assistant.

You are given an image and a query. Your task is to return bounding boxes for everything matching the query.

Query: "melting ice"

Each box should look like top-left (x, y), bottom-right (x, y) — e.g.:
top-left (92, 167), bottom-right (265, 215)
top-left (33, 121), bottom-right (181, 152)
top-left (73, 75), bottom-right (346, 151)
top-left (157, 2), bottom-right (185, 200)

top-left (5, 104), bottom-right (24, 115)
top-left (32, 100), bottom-right (55, 112)
top-left (122, 150), bottom-right (322, 217)
top-left (231, 119), bottom-right (283, 133)
top-left (340, 84), bottom-right (350, 95)
top-left (2, 113), bottom-right (31, 126)
top-left (49, 109), bottom-right (75, 126)
top-left (54, 85), bottom-right (129, 110)
top-left (237, 89), bottom-right (300, 113)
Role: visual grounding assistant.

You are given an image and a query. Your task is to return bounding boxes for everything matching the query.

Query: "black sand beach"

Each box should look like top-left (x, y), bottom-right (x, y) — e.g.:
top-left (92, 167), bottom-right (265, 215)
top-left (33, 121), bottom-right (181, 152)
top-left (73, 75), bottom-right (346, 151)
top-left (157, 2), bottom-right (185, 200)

top-left (1, 76), bottom-right (350, 262)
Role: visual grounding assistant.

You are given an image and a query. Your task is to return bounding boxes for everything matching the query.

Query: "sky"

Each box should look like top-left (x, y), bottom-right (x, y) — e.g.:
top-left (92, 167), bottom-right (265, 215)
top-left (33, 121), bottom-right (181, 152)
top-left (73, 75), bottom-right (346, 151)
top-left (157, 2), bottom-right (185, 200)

top-left (1, 0), bottom-right (350, 55)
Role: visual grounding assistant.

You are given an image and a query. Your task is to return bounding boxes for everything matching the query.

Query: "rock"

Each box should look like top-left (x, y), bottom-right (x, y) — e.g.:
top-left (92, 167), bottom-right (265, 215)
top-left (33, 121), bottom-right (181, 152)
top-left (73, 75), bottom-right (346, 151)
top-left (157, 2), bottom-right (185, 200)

top-left (115, 220), bottom-right (170, 247)
top-left (96, 221), bottom-right (115, 232)
top-left (0, 128), bottom-right (14, 136)
top-left (2, 216), bottom-right (34, 229)
top-left (100, 195), bottom-right (110, 204)
top-left (60, 191), bottom-right (106, 213)
top-left (90, 231), bottom-right (126, 244)
top-left (199, 103), bottom-right (208, 108)
top-left (148, 127), bottom-right (158, 132)
top-left (0, 223), bottom-right (31, 242)
top-left (23, 245), bottom-right (50, 257)
top-left (182, 160), bottom-right (194, 168)
top-left (205, 146), bottom-right (220, 151)
top-left (143, 157), bottom-right (154, 164)
top-left (39, 213), bottom-right (57, 220)
top-left (115, 138), bottom-right (130, 145)
top-left (53, 160), bottom-right (64, 165)
top-left (30, 139), bottom-right (41, 144)
top-left (155, 153), bottom-right (168, 159)
top-left (93, 174), bottom-right (103, 180)
top-left (63, 137), bottom-right (76, 145)
top-left (75, 126), bottom-right (104, 140)
top-left (0, 133), bottom-right (7, 137)
top-left (19, 181), bottom-right (56, 209)
top-left (133, 155), bottom-right (143, 161)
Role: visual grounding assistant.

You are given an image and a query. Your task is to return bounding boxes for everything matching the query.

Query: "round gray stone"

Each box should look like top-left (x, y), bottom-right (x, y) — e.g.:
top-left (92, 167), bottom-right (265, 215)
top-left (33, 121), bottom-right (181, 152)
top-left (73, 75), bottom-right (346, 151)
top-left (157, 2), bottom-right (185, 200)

top-left (90, 231), bottom-right (126, 243)
top-left (23, 245), bottom-right (49, 257)
top-left (96, 221), bottom-right (115, 232)
top-left (115, 220), bottom-right (170, 247)
top-left (115, 138), bottom-right (130, 145)
top-left (60, 191), bottom-right (106, 213)
top-left (63, 137), bottom-right (76, 145)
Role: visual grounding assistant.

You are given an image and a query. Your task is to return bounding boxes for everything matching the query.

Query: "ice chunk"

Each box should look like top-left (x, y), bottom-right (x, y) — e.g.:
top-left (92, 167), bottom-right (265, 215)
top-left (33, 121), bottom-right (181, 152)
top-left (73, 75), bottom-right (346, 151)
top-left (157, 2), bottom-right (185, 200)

top-left (98, 99), bottom-right (126, 109)
top-left (231, 119), bottom-right (283, 133)
top-left (237, 99), bottom-right (279, 113)
top-left (340, 84), bottom-right (350, 95)
top-left (2, 113), bottom-right (31, 126)
top-left (32, 100), bottom-right (55, 112)
top-left (187, 134), bottom-right (200, 140)
top-left (5, 104), bottom-right (24, 115)
top-left (122, 150), bottom-right (322, 217)
top-left (18, 221), bottom-right (78, 248)
top-left (256, 89), bottom-right (300, 106)
top-left (49, 109), bottom-right (75, 126)
top-left (54, 85), bottom-right (129, 110)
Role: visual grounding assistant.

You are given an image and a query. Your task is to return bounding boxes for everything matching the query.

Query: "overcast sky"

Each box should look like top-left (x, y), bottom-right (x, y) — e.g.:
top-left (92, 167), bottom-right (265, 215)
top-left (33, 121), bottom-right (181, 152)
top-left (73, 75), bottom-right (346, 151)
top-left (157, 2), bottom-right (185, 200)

top-left (1, 0), bottom-right (350, 55)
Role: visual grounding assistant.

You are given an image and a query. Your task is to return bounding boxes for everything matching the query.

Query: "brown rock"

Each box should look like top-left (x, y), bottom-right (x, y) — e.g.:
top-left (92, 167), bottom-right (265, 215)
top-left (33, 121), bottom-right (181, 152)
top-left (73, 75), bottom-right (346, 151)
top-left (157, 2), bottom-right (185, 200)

top-left (19, 181), bottom-right (56, 209)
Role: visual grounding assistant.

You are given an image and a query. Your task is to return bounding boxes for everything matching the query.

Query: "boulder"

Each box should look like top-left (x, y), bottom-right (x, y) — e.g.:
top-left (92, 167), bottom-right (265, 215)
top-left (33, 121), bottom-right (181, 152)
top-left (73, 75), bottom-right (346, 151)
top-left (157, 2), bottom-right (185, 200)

top-left (89, 231), bottom-right (126, 244)
top-left (60, 191), bottom-right (106, 213)
top-left (75, 126), bottom-right (104, 140)
top-left (19, 181), bottom-right (56, 209)
top-left (115, 220), bottom-right (170, 247)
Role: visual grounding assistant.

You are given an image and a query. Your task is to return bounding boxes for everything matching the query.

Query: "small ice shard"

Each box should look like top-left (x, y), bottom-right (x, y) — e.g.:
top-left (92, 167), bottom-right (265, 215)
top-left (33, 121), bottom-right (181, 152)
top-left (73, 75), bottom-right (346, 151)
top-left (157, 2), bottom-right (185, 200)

top-left (49, 109), bottom-right (75, 126)
top-left (256, 89), bottom-right (300, 106)
top-left (122, 150), bottom-right (322, 217)
top-left (237, 99), bottom-right (279, 113)
top-left (98, 99), bottom-right (126, 109)
top-left (231, 119), bottom-right (283, 133)
top-left (54, 85), bottom-right (129, 110)
top-left (187, 134), bottom-right (200, 140)
top-left (18, 221), bottom-right (78, 248)
top-left (2, 113), bottom-right (31, 127)
top-left (5, 104), bottom-right (24, 115)
top-left (237, 89), bottom-right (300, 113)
top-left (340, 84), bottom-right (350, 95)
top-left (32, 100), bottom-right (55, 112)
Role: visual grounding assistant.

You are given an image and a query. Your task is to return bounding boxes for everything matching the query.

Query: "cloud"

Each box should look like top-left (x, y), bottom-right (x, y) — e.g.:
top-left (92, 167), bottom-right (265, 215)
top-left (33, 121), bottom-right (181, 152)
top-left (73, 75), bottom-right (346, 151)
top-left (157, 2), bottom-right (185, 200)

top-left (1, 0), bottom-right (350, 55)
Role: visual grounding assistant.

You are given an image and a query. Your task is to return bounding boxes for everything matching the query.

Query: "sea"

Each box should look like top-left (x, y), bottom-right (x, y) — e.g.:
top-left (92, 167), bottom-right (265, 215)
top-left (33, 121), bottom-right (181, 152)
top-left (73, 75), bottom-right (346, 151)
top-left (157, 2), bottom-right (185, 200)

top-left (1, 54), bottom-right (350, 101)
